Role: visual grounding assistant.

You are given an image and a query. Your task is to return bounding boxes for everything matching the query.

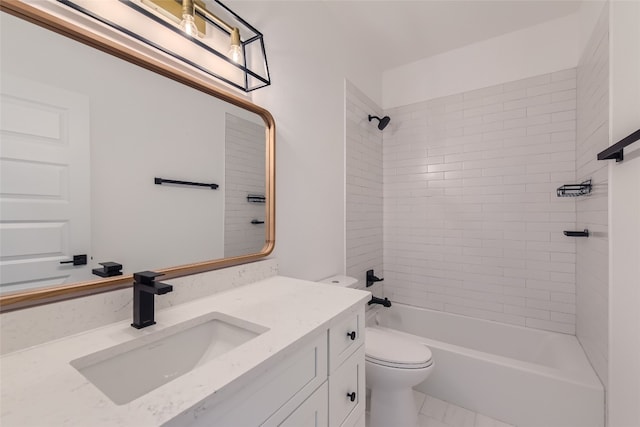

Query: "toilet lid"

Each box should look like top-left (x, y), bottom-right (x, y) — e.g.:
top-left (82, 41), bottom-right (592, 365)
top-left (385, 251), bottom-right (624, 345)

top-left (365, 327), bottom-right (433, 369)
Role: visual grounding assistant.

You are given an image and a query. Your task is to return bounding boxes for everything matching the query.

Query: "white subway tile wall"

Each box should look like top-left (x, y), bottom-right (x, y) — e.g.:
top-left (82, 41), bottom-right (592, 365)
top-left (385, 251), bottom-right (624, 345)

top-left (345, 81), bottom-right (384, 290)
top-left (383, 69), bottom-right (579, 334)
top-left (576, 5), bottom-right (609, 387)
top-left (224, 113), bottom-right (267, 257)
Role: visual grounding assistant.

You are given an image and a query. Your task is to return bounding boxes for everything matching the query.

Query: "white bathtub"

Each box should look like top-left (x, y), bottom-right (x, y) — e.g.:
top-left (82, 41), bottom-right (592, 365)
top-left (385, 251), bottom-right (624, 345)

top-left (369, 303), bottom-right (604, 427)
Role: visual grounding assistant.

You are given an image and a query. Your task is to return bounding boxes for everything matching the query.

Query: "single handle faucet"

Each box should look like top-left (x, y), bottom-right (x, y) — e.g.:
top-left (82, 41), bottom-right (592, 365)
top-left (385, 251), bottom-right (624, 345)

top-left (131, 271), bottom-right (173, 329)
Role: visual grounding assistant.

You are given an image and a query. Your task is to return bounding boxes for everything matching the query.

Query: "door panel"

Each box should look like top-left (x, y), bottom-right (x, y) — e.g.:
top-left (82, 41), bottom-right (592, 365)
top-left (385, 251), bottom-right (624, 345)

top-left (0, 75), bottom-right (91, 292)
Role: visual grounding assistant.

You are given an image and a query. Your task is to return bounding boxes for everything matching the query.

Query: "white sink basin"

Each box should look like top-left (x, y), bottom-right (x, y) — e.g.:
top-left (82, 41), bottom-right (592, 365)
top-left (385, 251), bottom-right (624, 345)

top-left (70, 312), bottom-right (268, 405)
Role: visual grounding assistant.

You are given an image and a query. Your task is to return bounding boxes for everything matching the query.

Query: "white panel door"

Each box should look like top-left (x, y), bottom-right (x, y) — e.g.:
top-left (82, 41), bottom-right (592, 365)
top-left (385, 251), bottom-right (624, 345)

top-left (0, 75), bottom-right (91, 293)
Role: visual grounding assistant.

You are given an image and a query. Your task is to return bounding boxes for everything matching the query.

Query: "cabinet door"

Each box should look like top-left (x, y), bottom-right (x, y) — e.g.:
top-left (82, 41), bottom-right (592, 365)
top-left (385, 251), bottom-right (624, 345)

top-left (264, 382), bottom-right (328, 427)
top-left (194, 332), bottom-right (327, 427)
top-left (329, 308), bottom-right (364, 372)
top-left (329, 345), bottom-right (365, 427)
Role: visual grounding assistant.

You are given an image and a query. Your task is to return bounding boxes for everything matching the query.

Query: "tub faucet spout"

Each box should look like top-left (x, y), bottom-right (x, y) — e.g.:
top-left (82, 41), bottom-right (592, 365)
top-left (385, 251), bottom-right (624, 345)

top-left (368, 296), bottom-right (392, 307)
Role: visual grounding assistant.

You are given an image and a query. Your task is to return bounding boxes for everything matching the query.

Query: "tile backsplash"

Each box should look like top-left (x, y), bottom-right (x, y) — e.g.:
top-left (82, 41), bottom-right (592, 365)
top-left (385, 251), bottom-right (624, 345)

top-left (0, 259), bottom-right (278, 355)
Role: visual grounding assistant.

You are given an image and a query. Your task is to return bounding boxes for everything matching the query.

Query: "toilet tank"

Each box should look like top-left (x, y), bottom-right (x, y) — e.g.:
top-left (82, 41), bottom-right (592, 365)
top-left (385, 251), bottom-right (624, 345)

top-left (318, 275), bottom-right (360, 288)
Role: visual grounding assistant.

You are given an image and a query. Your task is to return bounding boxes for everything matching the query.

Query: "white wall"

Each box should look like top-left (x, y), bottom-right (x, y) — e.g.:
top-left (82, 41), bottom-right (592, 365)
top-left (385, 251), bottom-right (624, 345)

top-left (382, 13), bottom-right (579, 109)
top-left (577, 0), bottom-right (608, 59)
top-left (231, 1), bottom-right (383, 281)
top-left (607, 1), bottom-right (640, 425)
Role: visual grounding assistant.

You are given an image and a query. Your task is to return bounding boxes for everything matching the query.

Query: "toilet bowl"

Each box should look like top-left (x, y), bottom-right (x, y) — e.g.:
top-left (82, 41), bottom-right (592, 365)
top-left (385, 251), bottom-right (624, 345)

top-left (366, 327), bottom-right (433, 427)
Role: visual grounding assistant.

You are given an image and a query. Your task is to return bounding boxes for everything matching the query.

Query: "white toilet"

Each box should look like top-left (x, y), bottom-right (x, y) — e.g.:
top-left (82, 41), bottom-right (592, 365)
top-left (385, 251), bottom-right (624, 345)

top-left (318, 275), bottom-right (434, 427)
top-left (366, 326), bottom-right (434, 427)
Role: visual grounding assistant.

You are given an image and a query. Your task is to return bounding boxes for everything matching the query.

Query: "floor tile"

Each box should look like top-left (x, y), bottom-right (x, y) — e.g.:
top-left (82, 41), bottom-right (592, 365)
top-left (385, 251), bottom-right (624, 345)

top-left (443, 403), bottom-right (476, 427)
top-left (418, 413), bottom-right (450, 427)
top-left (366, 392), bottom-right (517, 427)
top-left (420, 395), bottom-right (449, 421)
top-left (474, 413), bottom-right (515, 427)
top-left (413, 390), bottom-right (427, 414)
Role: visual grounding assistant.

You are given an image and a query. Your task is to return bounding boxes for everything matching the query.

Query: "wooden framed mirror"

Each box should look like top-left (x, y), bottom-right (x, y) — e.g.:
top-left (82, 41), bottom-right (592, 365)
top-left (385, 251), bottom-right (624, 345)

top-left (0, 0), bottom-right (275, 312)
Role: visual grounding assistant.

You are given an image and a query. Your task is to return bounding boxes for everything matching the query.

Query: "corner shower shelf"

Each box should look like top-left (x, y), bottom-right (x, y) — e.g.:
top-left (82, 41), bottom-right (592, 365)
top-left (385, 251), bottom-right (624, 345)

top-left (247, 194), bottom-right (266, 203)
top-left (557, 180), bottom-right (592, 197)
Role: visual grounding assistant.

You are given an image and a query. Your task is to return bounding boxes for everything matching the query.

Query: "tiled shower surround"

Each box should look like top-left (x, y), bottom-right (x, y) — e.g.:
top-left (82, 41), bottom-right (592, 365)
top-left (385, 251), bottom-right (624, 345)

top-left (345, 81), bottom-right (384, 289)
top-left (383, 69), bottom-right (579, 334)
top-left (576, 5), bottom-right (609, 387)
top-left (224, 113), bottom-right (266, 257)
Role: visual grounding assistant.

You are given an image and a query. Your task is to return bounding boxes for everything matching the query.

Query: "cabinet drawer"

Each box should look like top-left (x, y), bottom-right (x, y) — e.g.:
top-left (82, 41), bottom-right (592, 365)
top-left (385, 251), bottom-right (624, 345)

top-left (263, 382), bottom-right (328, 427)
top-left (329, 345), bottom-right (365, 427)
top-left (329, 308), bottom-right (364, 372)
top-left (196, 332), bottom-right (328, 427)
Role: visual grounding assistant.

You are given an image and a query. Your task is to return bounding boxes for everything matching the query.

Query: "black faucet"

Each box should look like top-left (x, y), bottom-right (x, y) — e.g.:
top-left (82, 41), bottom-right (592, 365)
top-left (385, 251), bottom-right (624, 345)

top-left (131, 271), bottom-right (173, 329)
top-left (368, 296), bottom-right (392, 307)
top-left (366, 269), bottom-right (384, 287)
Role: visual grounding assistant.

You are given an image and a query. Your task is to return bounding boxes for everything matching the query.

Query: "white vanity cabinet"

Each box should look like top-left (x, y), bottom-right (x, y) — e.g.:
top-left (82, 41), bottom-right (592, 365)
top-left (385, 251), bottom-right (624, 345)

top-left (186, 332), bottom-right (328, 427)
top-left (0, 276), bottom-right (370, 427)
top-left (184, 307), bottom-right (366, 427)
top-left (328, 308), bottom-right (366, 427)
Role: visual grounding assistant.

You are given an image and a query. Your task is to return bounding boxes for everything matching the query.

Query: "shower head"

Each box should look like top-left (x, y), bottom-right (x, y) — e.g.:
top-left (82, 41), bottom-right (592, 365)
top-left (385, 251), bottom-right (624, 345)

top-left (368, 115), bottom-right (390, 131)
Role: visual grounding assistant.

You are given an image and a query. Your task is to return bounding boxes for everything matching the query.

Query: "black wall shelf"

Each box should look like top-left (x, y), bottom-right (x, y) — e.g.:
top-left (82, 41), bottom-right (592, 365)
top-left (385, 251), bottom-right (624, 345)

top-left (564, 230), bottom-right (589, 237)
top-left (247, 194), bottom-right (266, 203)
top-left (597, 128), bottom-right (640, 162)
top-left (557, 180), bottom-right (592, 197)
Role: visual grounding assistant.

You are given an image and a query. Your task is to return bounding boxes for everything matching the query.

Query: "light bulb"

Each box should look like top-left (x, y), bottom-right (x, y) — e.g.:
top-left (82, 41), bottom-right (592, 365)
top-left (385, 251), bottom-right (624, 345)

top-left (229, 44), bottom-right (242, 63)
top-left (180, 14), bottom-right (198, 37)
top-left (229, 27), bottom-right (242, 63)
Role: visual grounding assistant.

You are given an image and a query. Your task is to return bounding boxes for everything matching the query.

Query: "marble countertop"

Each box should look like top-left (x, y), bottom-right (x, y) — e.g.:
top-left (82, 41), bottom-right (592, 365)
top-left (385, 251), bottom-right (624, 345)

top-left (0, 276), bottom-right (370, 426)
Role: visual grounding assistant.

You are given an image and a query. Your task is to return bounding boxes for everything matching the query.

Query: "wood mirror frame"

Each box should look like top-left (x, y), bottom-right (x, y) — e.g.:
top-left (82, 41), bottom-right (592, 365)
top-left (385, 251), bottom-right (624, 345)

top-left (0, 0), bottom-right (275, 312)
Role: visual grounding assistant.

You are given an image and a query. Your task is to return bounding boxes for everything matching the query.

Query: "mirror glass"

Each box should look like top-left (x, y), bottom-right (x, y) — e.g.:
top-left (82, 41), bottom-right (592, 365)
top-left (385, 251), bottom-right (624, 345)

top-left (0, 6), bottom-right (274, 307)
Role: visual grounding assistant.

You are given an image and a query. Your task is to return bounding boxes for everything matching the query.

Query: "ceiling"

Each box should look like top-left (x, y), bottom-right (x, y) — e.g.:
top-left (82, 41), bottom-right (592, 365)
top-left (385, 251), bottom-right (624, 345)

top-left (321, 0), bottom-right (582, 70)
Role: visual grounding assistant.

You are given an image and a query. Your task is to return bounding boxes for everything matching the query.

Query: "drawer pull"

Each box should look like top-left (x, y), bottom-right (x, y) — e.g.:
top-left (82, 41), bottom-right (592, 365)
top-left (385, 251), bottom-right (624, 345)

top-left (346, 331), bottom-right (356, 340)
top-left (347, 392), bottom-right (356, 402)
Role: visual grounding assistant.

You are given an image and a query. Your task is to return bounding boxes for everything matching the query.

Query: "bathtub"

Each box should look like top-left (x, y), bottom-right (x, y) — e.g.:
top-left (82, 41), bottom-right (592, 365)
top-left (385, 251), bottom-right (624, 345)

top-left (368, 303), bottom-right (604, 427)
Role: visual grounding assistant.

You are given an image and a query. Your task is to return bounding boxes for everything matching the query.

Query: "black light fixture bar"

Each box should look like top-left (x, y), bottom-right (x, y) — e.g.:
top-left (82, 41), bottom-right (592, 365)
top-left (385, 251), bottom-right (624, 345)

top-left (597, 128), bottom-right (640, 162)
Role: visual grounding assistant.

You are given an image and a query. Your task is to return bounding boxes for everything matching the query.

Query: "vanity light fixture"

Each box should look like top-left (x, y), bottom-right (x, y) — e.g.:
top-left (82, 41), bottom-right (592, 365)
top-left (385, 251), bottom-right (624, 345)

top-left (178, 0), bottom-right (243, 64)
top-left (228, 27), bottom-right (242, 63)
top-left (179, 0), bottom-right (198, 37)
top-left (134, 0), bottom-right (265, 88)
top-left (56, 0), bottom-right (270, 91)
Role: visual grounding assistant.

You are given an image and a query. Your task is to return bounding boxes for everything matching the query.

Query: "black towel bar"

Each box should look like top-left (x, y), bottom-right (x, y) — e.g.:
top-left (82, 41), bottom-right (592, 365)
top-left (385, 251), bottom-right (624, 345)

top-left (597, 129), bottom-right (640, 162)
top-left (154, 177), bottom-right (218, 189)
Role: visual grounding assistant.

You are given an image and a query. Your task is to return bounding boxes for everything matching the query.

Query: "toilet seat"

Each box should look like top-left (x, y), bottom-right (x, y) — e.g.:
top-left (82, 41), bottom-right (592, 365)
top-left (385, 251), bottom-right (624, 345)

top-left (365, 327), bottom-right (433, 369)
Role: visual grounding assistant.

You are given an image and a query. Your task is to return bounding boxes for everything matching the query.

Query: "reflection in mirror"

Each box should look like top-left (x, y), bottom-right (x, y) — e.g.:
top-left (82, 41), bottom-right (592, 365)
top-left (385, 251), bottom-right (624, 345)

top-left (224, 114), bottom-right (267, 257)
top-left (0, 3), bottom-right (274, 310)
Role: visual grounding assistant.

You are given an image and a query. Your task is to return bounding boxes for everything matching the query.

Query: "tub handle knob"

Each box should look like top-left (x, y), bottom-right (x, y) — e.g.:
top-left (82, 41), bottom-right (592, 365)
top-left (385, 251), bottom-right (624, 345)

top-left (347, 392), bottom-right (356, 402)
top-left (347, 331), bottom-right (356, 340)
